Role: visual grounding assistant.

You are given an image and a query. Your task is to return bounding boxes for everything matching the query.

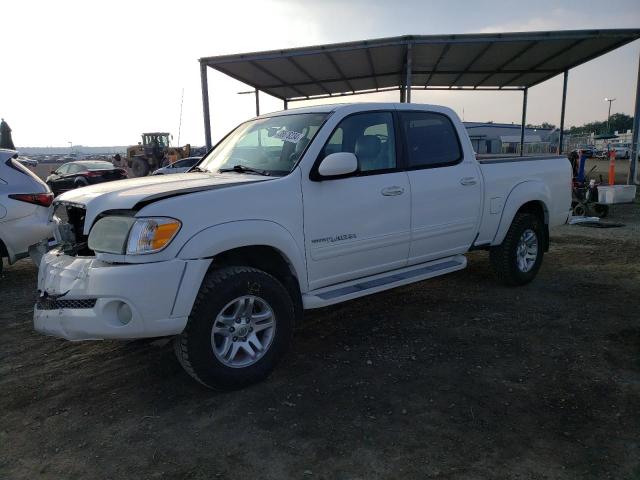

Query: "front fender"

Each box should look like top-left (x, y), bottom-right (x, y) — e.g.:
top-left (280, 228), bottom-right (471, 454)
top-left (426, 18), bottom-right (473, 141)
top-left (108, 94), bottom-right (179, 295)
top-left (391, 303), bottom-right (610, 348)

top-left (177, 220), bottom-right (308, 292)
top-left (493, 181), bottom-right (550, 246)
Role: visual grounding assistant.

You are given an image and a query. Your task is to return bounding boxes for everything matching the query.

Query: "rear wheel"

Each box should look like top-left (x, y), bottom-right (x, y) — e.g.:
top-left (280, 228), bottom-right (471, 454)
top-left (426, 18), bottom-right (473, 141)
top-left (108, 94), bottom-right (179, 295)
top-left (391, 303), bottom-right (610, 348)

top-left (490, 212), bottom-right (544, 286)
top-left (131, 158), bottom-right (150, 177)
top-left (174, 266), bottom-right (295, 390)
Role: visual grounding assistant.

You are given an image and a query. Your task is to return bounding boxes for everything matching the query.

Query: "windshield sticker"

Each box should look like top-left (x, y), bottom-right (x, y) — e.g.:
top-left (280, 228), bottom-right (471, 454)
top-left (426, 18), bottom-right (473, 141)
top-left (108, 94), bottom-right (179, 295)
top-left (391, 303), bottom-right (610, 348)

top-left (273, 130), bottom-right (304, 143)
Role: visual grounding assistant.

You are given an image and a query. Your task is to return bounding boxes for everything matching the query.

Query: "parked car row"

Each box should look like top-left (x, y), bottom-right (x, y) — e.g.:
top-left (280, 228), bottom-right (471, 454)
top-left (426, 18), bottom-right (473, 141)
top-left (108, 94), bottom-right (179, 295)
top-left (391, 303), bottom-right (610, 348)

top-left (571, 144), bottom-right (632, 160)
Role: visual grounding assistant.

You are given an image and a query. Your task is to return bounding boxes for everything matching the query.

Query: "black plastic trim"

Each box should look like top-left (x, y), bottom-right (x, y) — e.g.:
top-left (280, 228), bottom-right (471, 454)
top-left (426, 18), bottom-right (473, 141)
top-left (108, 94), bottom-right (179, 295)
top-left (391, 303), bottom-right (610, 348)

top-left (478, 155), bottom-right (565, 165)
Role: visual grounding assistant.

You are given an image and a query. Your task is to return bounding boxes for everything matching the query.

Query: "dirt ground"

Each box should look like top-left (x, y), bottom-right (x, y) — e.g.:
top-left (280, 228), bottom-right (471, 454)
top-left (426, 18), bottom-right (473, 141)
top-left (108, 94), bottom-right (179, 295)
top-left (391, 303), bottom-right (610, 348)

top-left (1, 204), bottom-right (639, 480)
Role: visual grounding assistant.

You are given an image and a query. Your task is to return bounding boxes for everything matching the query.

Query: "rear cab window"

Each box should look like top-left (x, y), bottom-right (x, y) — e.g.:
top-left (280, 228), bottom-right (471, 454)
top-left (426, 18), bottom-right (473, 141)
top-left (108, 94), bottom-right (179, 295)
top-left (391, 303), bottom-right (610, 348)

top-left (399, 111), bottom-right (462, 169)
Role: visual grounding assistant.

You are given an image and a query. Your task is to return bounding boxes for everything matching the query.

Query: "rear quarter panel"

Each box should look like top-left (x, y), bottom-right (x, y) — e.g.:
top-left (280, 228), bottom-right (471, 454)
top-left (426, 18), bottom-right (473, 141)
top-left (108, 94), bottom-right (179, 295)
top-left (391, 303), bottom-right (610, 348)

top-left (476, 156), bottom-right (572, 246)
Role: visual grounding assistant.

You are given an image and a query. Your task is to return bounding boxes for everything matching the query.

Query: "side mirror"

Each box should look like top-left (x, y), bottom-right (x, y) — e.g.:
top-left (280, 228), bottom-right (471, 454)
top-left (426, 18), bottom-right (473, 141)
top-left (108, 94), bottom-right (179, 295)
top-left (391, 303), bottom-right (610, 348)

top-left (317, 152), bottom-right (358, 178)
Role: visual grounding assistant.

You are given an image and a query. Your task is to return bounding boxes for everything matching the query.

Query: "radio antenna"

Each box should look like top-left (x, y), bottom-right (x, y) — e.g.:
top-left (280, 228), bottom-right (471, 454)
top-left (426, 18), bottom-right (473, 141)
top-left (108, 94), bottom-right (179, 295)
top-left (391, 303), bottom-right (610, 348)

top-left (177, 88), bottom-right (184, 147)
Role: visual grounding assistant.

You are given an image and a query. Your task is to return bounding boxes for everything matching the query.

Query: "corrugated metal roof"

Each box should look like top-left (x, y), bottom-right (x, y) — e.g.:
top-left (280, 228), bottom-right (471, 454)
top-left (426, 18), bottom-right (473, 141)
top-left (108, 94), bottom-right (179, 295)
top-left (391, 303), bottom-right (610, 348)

top-left (200, 29), bottom-right (640, 101)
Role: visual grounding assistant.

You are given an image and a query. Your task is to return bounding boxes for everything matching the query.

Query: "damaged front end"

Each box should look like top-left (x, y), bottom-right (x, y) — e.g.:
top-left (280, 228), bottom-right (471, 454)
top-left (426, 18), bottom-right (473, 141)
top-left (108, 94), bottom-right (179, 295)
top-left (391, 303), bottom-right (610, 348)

top-left (29, 201), bottom-right (92, 267)
top-left (52, 201), bottom-right (92, 256)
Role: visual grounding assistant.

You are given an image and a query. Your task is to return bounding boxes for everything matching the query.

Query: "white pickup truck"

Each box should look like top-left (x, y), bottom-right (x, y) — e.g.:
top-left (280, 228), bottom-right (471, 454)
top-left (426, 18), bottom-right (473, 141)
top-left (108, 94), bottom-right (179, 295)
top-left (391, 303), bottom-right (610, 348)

top-left (34, 103), bottom-right (571, 389)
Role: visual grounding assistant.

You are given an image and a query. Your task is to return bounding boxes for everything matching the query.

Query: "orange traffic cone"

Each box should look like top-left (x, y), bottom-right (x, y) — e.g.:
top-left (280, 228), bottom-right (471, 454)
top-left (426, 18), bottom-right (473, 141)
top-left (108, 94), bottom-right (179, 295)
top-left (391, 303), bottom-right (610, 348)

top-left (608, 149), bottom-right (616, 185)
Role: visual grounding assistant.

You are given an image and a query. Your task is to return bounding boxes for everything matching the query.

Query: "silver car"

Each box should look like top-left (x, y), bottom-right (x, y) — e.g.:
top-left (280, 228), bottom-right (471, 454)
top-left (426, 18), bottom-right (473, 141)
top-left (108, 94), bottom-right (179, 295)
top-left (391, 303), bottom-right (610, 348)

top-left (0, 149), bottom-right (54, 273)
top-left (151, 156), bottom-right (202, 175)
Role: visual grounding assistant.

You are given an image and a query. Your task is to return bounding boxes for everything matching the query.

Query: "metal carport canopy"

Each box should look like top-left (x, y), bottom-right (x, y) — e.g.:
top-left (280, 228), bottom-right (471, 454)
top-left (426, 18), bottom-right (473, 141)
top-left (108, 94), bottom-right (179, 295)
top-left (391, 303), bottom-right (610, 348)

top-left (199, 29), bottom-right (640, 183)
top-left (201, 29), bottom-right (640, 100)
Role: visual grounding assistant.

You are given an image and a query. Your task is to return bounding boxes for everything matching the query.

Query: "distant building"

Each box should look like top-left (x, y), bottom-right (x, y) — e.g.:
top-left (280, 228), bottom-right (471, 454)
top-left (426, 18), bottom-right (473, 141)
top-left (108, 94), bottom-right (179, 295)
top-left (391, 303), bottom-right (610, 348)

top-left (464, 122), bottom-right (555, 155)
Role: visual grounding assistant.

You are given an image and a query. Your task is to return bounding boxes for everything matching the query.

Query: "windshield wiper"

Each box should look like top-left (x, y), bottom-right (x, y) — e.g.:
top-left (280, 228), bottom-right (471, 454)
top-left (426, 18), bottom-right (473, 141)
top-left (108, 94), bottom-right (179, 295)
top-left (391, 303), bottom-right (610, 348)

top-left (188, 166), bottom-right (208, 172)
top-left (219, 165), bottom-right (270, 176)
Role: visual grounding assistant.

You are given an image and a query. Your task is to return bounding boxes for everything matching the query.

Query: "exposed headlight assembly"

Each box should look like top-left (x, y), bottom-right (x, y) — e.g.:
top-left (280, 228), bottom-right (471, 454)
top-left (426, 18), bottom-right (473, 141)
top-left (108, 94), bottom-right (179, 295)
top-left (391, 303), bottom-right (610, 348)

top-left (88, 216), bottom-right (181, 255)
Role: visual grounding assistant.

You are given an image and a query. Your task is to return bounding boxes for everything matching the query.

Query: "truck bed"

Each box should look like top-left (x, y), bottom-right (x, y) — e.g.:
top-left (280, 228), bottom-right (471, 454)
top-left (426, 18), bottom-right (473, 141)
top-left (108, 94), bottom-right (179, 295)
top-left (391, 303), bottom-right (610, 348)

top-left (474, 154), bottom-right (572, 246)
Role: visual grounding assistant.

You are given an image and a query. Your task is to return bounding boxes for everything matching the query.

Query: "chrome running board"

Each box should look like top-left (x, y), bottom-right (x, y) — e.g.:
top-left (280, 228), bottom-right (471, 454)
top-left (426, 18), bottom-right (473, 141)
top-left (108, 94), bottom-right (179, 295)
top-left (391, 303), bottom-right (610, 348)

top-left (303, 255), bottom-right (466, 309)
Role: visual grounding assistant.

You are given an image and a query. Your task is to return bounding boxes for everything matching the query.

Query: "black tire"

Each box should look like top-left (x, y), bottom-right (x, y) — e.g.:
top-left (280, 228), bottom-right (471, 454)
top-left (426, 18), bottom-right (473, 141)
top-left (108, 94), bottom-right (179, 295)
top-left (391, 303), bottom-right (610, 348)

top-left (572, 203), bottom-right (586, 216)
top-left (490, 212), bottom-right (544, 286)
top-left (74, 178), bottom-right (89, 189)
top-left (132, 158), bottom-right (150, 177)
top-left (174, 266), bottom-right (295, 390)
top-left (592, 204), bottom-right (609, 218)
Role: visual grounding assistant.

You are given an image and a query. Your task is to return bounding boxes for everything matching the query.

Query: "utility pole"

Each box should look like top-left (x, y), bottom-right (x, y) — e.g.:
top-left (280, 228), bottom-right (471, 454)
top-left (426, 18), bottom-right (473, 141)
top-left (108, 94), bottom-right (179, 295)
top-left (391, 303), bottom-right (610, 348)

top-left (604, 97), bottom-right (616, 132)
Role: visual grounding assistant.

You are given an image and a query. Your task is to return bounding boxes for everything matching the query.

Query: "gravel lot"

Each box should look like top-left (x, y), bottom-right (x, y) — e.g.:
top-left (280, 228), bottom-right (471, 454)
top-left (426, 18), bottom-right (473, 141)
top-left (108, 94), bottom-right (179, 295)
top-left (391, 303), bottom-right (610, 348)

top-left (1, 203), bottom-right (639, 480)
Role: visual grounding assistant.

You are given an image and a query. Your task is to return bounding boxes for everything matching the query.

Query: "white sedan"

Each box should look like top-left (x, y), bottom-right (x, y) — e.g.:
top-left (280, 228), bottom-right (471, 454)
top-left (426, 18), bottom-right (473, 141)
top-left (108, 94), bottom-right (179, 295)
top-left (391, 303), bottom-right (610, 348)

top-left (0, 149), bottom-right (54, 273)
top-left (151, 156), bottom-right (202, 175)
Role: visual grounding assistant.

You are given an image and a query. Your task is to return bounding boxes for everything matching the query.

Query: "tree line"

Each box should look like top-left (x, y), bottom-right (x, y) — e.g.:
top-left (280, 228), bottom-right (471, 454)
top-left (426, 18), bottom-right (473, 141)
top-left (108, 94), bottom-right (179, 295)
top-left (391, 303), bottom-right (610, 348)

top-left (526, 113), bottom-right (634, 135)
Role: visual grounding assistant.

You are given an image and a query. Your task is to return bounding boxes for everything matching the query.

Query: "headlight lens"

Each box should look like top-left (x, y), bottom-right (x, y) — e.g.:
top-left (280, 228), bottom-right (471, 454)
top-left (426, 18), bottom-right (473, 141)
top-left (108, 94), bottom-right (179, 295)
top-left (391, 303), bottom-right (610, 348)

top-left (88, 216), bottom-right (181, 255)
top-left (88, 216), bottom-right (136, 254)
top-left (126, 217), bottom-right (181, 254)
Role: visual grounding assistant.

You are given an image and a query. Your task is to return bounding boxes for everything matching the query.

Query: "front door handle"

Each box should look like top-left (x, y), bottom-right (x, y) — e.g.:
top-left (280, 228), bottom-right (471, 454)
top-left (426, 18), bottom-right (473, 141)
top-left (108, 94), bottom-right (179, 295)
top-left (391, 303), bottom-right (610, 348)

top-left (460, 177), bottom-right (478, 186)
top-left (381, 186), bottom-right (405, 196)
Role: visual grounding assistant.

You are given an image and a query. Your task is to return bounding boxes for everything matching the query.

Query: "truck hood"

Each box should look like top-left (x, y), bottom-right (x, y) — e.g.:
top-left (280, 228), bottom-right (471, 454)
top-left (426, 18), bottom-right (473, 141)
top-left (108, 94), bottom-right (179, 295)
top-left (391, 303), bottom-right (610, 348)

top-left (55, 172), bottom-right (272, 232)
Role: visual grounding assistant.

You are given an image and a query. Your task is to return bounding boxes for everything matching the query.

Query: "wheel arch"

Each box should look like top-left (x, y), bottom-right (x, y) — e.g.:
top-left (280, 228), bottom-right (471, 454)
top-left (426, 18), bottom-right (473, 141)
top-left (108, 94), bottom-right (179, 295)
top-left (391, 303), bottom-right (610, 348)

top-left (211, 245), bottom-right (303, 321)
top-left (178, 220), bottom-right (307, 294)
top-left (0, 235), bottom-right (16, 264)
top-left (493, 181), bottom-right (551, 249)
top-left (0, 236), bottom-right (8, 258)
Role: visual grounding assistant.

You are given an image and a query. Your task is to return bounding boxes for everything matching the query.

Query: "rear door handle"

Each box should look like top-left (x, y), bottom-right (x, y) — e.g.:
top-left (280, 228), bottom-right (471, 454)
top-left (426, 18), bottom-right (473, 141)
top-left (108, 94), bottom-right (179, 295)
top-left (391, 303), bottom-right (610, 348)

top-left (381, 186), bottom-right (405, 196)
top-left (460, 177), bottom-right (478, 186)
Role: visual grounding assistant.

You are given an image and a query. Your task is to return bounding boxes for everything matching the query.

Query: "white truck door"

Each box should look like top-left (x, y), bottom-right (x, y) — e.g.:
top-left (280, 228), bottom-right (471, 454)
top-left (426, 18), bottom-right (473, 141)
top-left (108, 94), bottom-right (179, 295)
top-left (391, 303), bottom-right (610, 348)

top-left (399, 110), bottom-right (482, 264)
top-left (302, 111), bottom-right (411, 290)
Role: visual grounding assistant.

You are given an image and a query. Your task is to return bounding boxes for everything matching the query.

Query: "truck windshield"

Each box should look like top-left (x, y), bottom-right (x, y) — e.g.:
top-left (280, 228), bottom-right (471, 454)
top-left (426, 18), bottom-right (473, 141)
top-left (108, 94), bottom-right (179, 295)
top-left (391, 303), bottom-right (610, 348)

top-left (199, 113), bottom-right (328, 176)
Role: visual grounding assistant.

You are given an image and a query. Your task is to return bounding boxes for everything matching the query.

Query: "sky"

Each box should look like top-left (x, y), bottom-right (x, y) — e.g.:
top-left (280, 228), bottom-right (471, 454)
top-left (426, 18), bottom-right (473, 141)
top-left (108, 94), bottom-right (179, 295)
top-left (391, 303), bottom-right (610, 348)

top-left (2, 0), bottom-right (639, 148)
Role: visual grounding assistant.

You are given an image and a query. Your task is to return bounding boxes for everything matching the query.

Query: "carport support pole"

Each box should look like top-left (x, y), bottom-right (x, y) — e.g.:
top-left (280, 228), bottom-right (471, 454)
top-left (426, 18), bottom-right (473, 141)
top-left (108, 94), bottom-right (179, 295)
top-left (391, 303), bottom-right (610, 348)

top-left (558, 70), bottom-right (568, 155)
top-left (200, 62), bottom-right (212, 150)
top-left (520, 88), bottom-right (528, 157)
top-left (255, 89), bottom-right (260, 116)
top-left (284, 99), bottom-right (288, 110)
top-left (405, 43), bottom-right (413, 103)
top-left (629, 51), bottom-right (640, 185)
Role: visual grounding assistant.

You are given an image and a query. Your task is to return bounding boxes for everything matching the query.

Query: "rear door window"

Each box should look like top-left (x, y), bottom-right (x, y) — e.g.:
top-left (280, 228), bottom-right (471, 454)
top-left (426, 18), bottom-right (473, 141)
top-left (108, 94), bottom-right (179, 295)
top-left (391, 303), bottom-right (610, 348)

top-left (400, 111), bottom-right (462, 169)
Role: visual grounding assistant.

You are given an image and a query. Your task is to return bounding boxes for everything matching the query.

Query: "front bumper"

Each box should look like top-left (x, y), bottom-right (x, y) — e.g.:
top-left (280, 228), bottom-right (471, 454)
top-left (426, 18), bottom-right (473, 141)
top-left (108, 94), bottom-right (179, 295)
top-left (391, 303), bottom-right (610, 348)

top-left (33, 250), bottom-right (211, 341)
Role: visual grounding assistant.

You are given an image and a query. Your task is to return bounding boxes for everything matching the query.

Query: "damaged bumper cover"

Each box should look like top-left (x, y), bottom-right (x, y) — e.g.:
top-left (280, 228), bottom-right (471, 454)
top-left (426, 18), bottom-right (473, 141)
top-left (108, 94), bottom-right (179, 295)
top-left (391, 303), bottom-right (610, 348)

top-left (33, 250), bottom-right (211, 341)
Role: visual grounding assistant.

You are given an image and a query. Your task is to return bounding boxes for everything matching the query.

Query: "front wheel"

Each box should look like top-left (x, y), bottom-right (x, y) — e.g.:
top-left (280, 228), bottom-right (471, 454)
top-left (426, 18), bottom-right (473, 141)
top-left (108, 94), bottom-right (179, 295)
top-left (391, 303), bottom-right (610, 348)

top-left (174, 266), bottom-right (295, 390)
top-left (131, 158), bottom-right (150, 177)
top-left (490, 212), bottom-right (544, 286)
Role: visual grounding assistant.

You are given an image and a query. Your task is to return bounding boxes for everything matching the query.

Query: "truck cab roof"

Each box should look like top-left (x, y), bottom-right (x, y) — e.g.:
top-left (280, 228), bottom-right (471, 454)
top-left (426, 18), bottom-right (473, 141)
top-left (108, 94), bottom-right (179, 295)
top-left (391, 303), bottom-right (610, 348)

top-left (258, 102), bottom-right (457, 118)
